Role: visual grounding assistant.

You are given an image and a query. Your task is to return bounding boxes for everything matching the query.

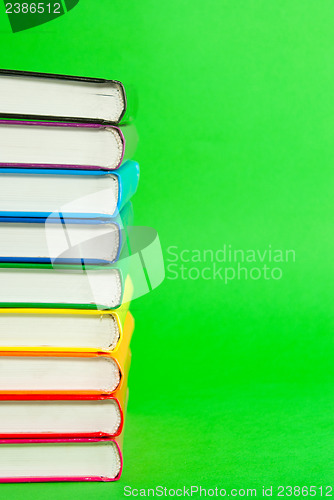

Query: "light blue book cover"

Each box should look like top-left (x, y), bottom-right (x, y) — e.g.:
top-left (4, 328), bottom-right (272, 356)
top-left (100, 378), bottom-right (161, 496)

top-left (0, 160), bottom-right (139, 220)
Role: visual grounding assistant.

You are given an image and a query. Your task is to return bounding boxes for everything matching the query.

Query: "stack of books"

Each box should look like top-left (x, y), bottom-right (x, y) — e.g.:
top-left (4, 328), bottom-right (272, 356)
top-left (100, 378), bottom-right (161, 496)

top-left (0, 69), bottom-right (139, 482)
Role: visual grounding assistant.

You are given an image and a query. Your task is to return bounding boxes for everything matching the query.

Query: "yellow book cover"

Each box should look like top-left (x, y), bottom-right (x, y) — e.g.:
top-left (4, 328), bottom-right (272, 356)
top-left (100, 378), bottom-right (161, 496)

top-left (0, 310), bottom-right (134, 397)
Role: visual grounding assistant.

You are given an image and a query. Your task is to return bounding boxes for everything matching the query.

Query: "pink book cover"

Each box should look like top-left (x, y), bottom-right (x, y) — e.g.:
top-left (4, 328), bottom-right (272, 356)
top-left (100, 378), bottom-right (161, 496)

top-left (0, 119), bottom-right (126, 170)
top-left (0, 437), bottom-right (123, 483)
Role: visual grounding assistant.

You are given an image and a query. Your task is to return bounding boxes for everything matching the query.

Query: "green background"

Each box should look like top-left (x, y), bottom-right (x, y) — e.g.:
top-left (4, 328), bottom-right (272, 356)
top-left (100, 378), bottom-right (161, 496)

top-left (0, 0), bottom-right (333, 497)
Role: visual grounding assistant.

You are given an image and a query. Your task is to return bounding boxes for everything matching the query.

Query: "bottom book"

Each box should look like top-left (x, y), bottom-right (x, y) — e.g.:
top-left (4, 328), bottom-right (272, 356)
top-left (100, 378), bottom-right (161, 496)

top-left (0, 437), bottom-right (123, 482)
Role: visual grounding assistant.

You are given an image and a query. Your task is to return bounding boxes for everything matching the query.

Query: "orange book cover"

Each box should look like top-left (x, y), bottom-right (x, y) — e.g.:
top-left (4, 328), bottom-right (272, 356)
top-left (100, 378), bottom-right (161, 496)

top-left (0, 350), bottom-right (131, 439)
top-left (0, 311), bottom-right (134, 397)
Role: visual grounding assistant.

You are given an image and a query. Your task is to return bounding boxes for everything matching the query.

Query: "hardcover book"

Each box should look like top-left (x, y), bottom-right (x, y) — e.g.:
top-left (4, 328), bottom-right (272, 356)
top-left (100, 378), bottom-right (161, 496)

top-left (0, 202), bottom-right (133, 265)
top-left (0, 437), bottom-right (123, 482)
top-left (0, 262), bottom-right (131, 309)
top-left (0, 120), bottom-right (137, 171)
top-left (0, 69), bottom-right (126, 124)
top-left (0, 160), bottom-right (139, 219)
top-left (0, 306), bottom-right (131, 353)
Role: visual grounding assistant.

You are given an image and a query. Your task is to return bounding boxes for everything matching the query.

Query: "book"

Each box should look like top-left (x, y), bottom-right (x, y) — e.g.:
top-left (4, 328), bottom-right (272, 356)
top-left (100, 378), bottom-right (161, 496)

top-left (0, 202), bottom-right (133, 265)
top-left (0, 160), bottom-right (140, 219)
top-left (0, 437), bottom-right (123, 482)
top-left (0, 306), bottom-right (130, 352)
top-left (0, 396), bottom-right (125, 439)
top-left (0, 69), bottom-right (126, 124)
top-left (0, 311), bottom-right (133, 396)
top-left (0, 355), bottom-right (121, 394)
top-left (0, 120), bottom-right (137, 171)
top-left (0, 263), bottom-right (130, 309)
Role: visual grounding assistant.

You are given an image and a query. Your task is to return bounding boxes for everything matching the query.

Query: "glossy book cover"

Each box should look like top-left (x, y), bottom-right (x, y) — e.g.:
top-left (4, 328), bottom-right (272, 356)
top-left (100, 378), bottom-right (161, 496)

top-left (0, 160), bottom-right (140, 219)
top-left (0, 202), bottom-right (134, 265)
top-left (0, 437), bottom-right (124, 482)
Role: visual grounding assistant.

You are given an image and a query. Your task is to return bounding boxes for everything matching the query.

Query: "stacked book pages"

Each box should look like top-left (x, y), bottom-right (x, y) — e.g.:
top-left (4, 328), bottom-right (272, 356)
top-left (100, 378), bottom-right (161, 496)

top-left (0, 69), bottom-right (139, 482)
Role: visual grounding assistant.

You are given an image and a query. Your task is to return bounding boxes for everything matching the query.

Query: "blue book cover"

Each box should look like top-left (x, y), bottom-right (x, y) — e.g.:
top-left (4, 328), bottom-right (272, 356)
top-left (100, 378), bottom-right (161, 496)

top-left (0, 202), bottom-right (134, 266)
top-left (0, 160), bottom-right (139, 220)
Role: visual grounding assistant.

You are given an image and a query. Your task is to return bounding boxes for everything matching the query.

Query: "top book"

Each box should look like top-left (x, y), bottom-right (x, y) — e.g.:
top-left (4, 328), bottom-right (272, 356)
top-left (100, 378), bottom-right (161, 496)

top-left (0, 69), bottom-right (126, 124)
